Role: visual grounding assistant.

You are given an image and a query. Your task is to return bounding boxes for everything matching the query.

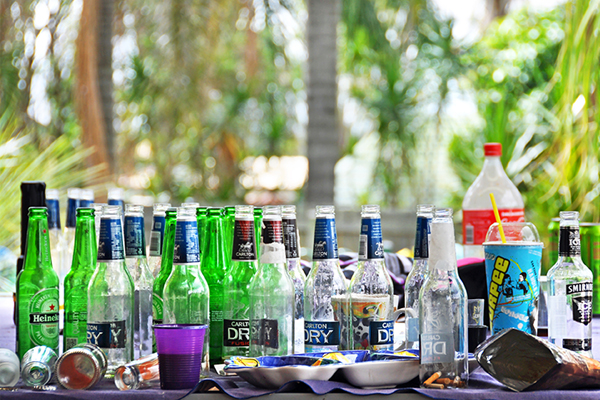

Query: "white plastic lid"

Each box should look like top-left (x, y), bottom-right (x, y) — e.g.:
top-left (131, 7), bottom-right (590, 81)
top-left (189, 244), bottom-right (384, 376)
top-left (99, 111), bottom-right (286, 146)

top-left (483, 222), bottom-right (542, 244)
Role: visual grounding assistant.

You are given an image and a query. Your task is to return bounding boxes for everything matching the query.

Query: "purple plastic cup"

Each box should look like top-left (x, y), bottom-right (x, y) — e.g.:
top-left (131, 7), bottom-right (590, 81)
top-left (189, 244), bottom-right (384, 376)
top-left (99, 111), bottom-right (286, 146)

top-left (153, 324), bottom-right (207, 390)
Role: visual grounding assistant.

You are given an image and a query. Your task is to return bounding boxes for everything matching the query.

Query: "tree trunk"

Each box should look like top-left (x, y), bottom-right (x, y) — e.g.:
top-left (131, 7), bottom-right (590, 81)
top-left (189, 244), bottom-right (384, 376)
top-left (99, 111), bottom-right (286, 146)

top-left (305, 0), bottom-right (340, 206)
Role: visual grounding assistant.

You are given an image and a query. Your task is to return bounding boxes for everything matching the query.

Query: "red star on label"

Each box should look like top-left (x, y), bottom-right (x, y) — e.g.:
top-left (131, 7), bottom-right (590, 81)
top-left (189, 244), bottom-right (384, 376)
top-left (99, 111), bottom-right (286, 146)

top-left (43, 229), bottom-right (47, 233)
top-left (49, 304), bottom-right (55, 311)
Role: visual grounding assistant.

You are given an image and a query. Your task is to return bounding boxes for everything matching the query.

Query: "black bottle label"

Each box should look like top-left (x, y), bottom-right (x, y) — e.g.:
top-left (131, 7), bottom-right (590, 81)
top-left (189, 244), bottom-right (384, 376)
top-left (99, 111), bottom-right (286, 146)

top-left (559, 226), bottom-right (581, 256)
top-left (261, 319), bottom-right (279, 349)
top-left (232, 219), bottom-right (257, 261)
top-left (369, 320), bottom-right (394, 345)
top-left (304, 321), bottom-right (340, 346)
top-left (414, 216), bottom-right (430, 259)
top-left (312, 217), bottom-right (339, 260)
top-left (262, 219), bottom-right (283, 244)
top-left (359, 217), bottom-right (384, 260)
top-left (563, 338), bottom-right (592, 352)
top-left (282, 218), bottom-right (299, 259)
top-left (224, 319), bottom-right (250, 347)
top-left (87, 320), bottom-right (126, 348)
top-left (567, 282), bottom-right (593, 325)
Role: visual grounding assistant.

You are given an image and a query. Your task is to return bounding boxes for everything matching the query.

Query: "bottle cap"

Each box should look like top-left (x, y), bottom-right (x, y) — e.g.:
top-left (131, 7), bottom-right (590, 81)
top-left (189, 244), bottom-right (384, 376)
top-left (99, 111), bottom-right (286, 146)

top-left (484, 143), bottom-right (502, 157)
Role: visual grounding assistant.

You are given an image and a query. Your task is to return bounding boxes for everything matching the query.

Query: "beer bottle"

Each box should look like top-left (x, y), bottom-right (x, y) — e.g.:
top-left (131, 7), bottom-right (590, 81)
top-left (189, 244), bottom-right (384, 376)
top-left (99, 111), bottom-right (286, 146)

top-left (64, 208), bottom-right (97, 351)
top-left (148, 203), bottom-right (171, 278)
top-left (254, 207), bottom-right (263, 257)
top-left (222, 206), bottom-right (236, 265)
top-left (16, 207), bottom-right (59, 359)
top-left (196, 206), bottom-right (208, 254)
top-left (63, 188), bottom-right (80, 292)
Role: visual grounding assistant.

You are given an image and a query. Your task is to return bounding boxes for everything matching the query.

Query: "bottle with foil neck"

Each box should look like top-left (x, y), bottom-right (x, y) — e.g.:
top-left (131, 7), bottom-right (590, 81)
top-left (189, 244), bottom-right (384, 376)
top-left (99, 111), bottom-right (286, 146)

top-left (148, 203), bottom-right (171, 278)
top-left (282, 205), bottom-right (306, 354)
top-left (304, 205), bottom-right (348, 352)
top-left (349, 205), bottom-right (394, 351)
top-left (249, 206), bottom-right (295, 356)
top-left (124, 205), bottom-right (154, 360)
top-left (163, 207), bottom-right (210, 376)
top-left (223, 205), bottom-right (258, 359)
top-left (548, 211), bottom-right (593, 357)
top-left (404, 204), bottom-right (434, 350)
top-left (419, 208), bottom-right (468, 388)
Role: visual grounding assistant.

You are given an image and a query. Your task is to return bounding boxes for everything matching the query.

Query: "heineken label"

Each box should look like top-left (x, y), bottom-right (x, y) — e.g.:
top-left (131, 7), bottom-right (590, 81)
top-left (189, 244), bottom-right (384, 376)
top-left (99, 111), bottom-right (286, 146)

top-left (152, 293), bottom-right (163, 323)
top-left (232, 219), bottom-right (257, 261)
top-left (97, 218), bottom-right (125, 261)
top-left (87, 320), bottom-right (127, 348)
top-left (149, 216), bottom-right (166, 256)
top-left (262, 219), bottom-right (283, 244)
top-left (66, 197), bottom-right (79, 228)
top-left (173, 220), bottom-right (200, 264)
top-left (420, 333), bottom-right (454, 364)
top-left (304, 321), bottom-right (340, 346)
top-left (46, 199), bottom-right (61, 229)
top-left (567, 282), bottom-right (593, 325)
top-left (282, 217), bottom-right (299, 259)
top-left (312, 217), bottom-right (338, 260)
top-left (559, 226), bottom-right (581, 256)
top-left (28, 288), bottom-right (59, 348)
top-left (358, 217), bottom-right (384, 261)
top-left (369, 320), bottom-right (394, 345)
top-left (125, 216), bottom-right (146, 257)
top-left (414, 216), bottom-right (431, 259)
top-left (224, 319), bottom-right (250, 347)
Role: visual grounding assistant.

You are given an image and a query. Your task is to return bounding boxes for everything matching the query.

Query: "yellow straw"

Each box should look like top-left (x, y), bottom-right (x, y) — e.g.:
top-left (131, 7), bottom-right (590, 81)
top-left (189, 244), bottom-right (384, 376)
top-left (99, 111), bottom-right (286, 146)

top-left (489, 193), bottom-right (507, 244)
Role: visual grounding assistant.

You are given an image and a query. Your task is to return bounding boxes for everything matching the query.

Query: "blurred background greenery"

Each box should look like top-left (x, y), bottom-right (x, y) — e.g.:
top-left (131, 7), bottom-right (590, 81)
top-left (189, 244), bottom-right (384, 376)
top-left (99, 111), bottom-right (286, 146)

top-left (1, 0), bottom-right (600, 266)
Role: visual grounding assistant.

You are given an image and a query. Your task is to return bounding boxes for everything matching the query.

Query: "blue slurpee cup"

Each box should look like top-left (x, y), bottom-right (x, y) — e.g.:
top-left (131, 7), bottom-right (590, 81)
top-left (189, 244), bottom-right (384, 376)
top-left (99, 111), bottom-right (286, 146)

top-left (483, 222), bottom-right (543, 335)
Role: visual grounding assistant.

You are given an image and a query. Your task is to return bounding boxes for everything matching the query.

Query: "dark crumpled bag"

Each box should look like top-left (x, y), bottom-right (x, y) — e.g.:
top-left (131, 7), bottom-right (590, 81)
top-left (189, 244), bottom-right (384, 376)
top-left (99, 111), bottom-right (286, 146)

top-left (475, 328), bottom-right (600, 391)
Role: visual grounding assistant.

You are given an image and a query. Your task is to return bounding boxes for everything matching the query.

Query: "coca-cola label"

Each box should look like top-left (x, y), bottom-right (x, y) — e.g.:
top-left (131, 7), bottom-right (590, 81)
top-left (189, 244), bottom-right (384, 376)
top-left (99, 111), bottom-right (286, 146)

top-left (97, 218), bottom-right (125, 261)
top-left (46, 199), bottom-right (61, 229)
top-left (369, 320), bottom-right (394, 345)
top-left (232, 219), bottom-right (257, 261)
top-left (462, 208), bottom-right (525, 245)
top-left (304, 321), bottom-right (340, 346)
top-left (125, 216), bottom-right (145, 257)
top-left (87, 320), bottom-right (126, 349)
top-left (568, 282), bottom-right (592, 325)
top-left (312, 218), bottom-right (339, 260)
top-left (224, 319), bottom-right (250, 347)
top-left (149, 216), bottom-right (166, 256)
top-left (262, 219), bottom-right (283, 244)
top-left (559, 227), bottom-right (581, 257)
top-left (282, 217), bottom-right (299, 259)
top-left (359, 217), bottom-right (384, 261)
top-left (413, 216), bottom-right (430, 259)
top-left (173, 220), bottom-right (200, 264)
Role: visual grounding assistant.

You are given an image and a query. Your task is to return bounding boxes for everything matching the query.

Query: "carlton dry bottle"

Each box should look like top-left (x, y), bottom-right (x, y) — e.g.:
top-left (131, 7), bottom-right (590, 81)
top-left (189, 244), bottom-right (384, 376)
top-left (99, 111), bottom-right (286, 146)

top-left (548, 211), bottom-right (593, 357)
top-left (16, 207), bottom-right (60, 359)
top-left (404, 204), bottom-right (434, 350)
top-left (349, 205), bottom-right (394, 351)
top-left (223, 205), bottom-right (258, 359)
top-left (163, 206), bottom-right (210, 376)
top-left (124, 205), bottom-right (154, 360)
top-left (249, 206), bottom-right (295, 356)
top-left (64, 208), bottom-right (97, 351)
top-left (304, 205), bottom-right (348, 352)
top-left (87, 205), bottom-right (135, 376)
top-left (148, 203), bottom-right (171, 278)
top-left (282, 205), bottom-right (306, 354)
top-left (419, 208), bottom-right (468, 389)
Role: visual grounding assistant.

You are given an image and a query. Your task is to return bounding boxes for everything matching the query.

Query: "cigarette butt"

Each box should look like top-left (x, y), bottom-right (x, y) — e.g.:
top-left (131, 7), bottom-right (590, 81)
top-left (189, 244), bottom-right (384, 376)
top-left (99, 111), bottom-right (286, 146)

top-left (436, 378), bottom-right (453, 385)
top-left (424, 371), bottom-right (442, 385)
top-left (452, 377), bottom-right (465, 388)
top-left (425, 383), bottom-right (445, 389)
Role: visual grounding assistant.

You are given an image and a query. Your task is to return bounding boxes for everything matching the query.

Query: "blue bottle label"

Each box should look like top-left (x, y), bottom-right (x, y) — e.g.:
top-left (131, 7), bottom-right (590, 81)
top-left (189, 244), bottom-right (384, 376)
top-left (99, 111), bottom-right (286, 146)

top-left (304, 321), bottom-right (340, 346)
top-left (87, 320), bottom-right (126, 349)
top-left (414, 216), bottom-right (431, 259)
top-left (359, 217), bottom-right (384, 260)
top-left (232, 219), bottom-right (257, 261)
top-left (312, 217), bottom-right (338, 260)
top-left (125, 216), bottom-right (146, 257)
top-left (97, 218), bottom-right (125, 261)
top-left (79, 199), bottom-right (93, 208)
top-left (173, 220), bottom-right (200, 264)
top-left (369, 320), bottom-right (394, 345)
top-left (149, 216), bottom-right (166, 256)
top-left (66, 197), bottom-right (79, 228)
top-left (406, 317), bottom-right (419, 342)
top-left (262, 219), bottom-right (283, 244)
top-left (108, 199), bottom-right (124, 209)
top-left (46, 199), bottom-right (61, 229)
top-left (420, 332), bottom-right (454, 364)
top-left (282, 218), bottom-right (299, 259)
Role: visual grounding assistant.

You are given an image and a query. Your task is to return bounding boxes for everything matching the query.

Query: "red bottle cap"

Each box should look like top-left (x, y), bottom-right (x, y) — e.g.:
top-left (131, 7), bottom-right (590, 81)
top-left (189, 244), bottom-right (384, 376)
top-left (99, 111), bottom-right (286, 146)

top-left (484, 143), bottom-right (502, 157)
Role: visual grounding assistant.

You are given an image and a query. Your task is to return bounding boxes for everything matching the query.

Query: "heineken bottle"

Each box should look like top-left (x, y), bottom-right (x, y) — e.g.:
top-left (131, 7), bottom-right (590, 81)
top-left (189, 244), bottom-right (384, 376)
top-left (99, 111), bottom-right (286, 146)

top-left (64, 208), bottom-right (97, 351)
top-left (223, 205), bottom-right (258, 359)
top-left (282, 205), bottom-right (306, 354)
top-left (249, 206), bottom-right (295, 356)
top-left (87, 205), bottom-right (134, 376)
top-left (254, 207), bottom-right (263, 258)
top-left (124, 205), bottom-right (154, 360)
top-left (196, 206), bottom-right (208, 254)
top-left (148, 203), bottom-right (171, 278)
top-left (163, 207), bottom-right (210, 376)
top-left (16, 207), bottom-right (59, 359)
top-left (304, 205), bottom-right (348, 352)
top-left (201, 207), bottom-right (228, 364)
top-left (152, 208), bottom-right (177, 351)
top-left (349, 205), bottom-right (394, 351)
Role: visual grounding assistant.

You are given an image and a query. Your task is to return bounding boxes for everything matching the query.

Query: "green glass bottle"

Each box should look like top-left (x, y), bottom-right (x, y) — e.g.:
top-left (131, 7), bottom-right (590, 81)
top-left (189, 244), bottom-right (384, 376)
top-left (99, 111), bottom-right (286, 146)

top-left (196, 206), bottom-right (208, 254)
top-left (163, 206), bottom-right (210, 376)
top-left (63, 208), bottom-right (97, 351)
top-left (16, 207), bottom-right (60, 359)
top-left (223, 205), bottom-right (258, 360)
top-left (201, 207), bottom-right (228, 364)
top-left (254, 207), bottom-right (263, 257)
top-left (222, 207), bottom-right (236, 266)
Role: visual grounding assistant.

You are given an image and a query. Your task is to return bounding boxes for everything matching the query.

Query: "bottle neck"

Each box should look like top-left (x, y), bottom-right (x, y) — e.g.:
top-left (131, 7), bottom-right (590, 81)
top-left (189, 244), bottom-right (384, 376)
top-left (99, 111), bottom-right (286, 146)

top-left (158, 220), bottom-right (177, 278)
top-left (72, 218), bottom-right (97, 271)
top-left (428, 221), bottom-right (457, 272)
top-left (205, 216), bottom-right (228, 266)
top-left (24, 216), bottom-right (52, 270)
top-left (480, 156), bottom-right (507, 180)
top-left (558, 226), bottom-right (581, 258)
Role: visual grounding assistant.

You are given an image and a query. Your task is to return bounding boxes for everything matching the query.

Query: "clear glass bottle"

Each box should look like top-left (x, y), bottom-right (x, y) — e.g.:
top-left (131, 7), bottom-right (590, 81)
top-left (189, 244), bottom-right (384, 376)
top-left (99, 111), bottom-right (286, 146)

top-left (91, 203), bottom-right (106, 247)
top-left (0, 349), bottom-right (20, 387)
top-left (87, 205), bottom-right (135, 377)
top-left (404, 204), bottom-right (435, 350)
top-left (419, 208), bottom-right (468, 389)
top-left (282, 205), bottom-right (306, 354)
top-left (349, 205), bottom-right (394, 351)
top-left (223, 205), bottom-right (258, 359)
top-left (304, 205), bottom-right (348, 352)
top-left (148, 203), bottom-right (171, 278)
top-left (548, 211), bottom-right (593, 357)
top-left (107, 188), bottom-right (125, 211)
top-left (124, 205), bottom-right (154, 360)
top-left (163, 207), bottom-right (210, 376)
top-left (249, 206), bottom-right (295, 356)
top-left (114, 353), bottom-right (159, 390)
